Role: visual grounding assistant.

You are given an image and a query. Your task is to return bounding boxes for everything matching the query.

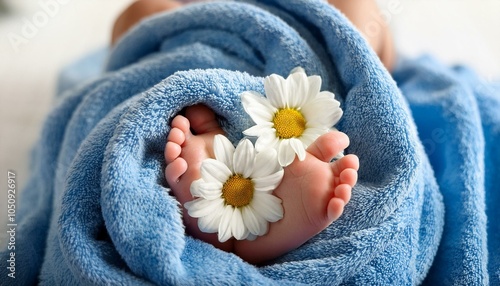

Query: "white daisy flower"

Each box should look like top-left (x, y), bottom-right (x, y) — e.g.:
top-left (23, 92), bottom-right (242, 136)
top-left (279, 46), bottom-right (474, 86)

top-left (241, 67), bottom-right (342, 167)
top-left (185, 134), bottom-right (284, 242)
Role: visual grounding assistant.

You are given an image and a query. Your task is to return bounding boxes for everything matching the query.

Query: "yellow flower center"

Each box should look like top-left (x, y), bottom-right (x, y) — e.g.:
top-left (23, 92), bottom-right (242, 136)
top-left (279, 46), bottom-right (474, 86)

top-left (273, 108), bottom-right (306, 139)
top-left (222, 174), bottom-right (254, 207)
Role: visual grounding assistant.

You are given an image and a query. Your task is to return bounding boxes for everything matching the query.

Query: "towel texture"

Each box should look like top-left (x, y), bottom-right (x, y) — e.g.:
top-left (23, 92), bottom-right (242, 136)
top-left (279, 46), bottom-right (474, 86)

top-left (1, 0), bottom-right (499, 285)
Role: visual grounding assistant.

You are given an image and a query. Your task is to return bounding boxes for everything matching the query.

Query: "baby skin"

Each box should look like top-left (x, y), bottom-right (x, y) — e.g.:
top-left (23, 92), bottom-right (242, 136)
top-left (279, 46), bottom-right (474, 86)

top-left (165, 105), bottom-right (359, 264)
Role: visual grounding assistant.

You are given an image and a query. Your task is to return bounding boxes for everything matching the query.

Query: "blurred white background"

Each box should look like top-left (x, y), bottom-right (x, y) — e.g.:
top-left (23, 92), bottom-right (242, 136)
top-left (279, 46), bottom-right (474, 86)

top-left (0, 0), bottom-right (133, 246)
top-left (0, 0), bottom-right (499, 243)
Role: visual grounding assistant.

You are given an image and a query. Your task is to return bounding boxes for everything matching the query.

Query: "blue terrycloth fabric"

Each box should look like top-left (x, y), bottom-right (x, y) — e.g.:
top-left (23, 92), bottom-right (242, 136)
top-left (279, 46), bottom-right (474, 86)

top-left (1, 0), bottom-right (499, 285)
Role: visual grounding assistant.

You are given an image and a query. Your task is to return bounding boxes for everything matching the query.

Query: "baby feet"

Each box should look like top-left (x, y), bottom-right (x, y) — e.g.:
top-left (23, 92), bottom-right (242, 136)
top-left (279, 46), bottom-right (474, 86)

top-left (282, 131), bottom-right (358, 226)
top-left (234, 130), bottom-right (358, 263)
top-left (273, 131), bottom-right (358, 238)
top-left (164, 105), bottom-right (232, 250)
top-left (165, 104), bottom-right (224, 194)
top-left (165, 105), bottom-right (359, 263)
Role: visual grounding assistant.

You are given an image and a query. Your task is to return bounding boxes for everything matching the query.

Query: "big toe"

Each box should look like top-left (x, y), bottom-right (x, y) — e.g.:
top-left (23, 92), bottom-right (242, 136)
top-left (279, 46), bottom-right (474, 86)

top-left (185, 104), bottom-right (224, 135)
top-left (307, 131), bottom-right (349, 162)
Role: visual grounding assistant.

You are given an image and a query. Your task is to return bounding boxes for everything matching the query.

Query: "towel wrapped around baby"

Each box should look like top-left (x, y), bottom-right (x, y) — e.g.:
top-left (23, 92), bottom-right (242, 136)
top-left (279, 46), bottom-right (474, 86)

top-left (1, 0), bottom-right (499, 285)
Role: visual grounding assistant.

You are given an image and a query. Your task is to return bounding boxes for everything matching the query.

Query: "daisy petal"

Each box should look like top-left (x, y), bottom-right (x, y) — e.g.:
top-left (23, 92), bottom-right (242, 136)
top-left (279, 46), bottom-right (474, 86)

top-left (255, 131), bottom-right (279, 152)
top-left (317, 90), bottom-right (339, 102)
top-left (214, 135), bottom-right (235, 169)
top-left (252, 149), bottom-right (281, 178)
top-left (290, 66), bottom-right (305, 74)
top-left (288, 71), bottom-right (308, 107)
top-left (253, 169), bottom-right (284, 192)
top-left (247, 107), bottom-right (276, 125)
top-left (251, 212), bottom-right (268, 236)
top-left (265, 74), bottom-right (288, 108)
top-left (241, 91), bottom-right (276, 124)
top-left (246, 233), bottom-right (258, 241)
top-left (201, 159), bottom-right (232, 183)
top-left (218, 205), bottom-right (234, 242)
top-left (184, 198), bottom-right (200, 215)
top-left (307, 75), bottom-right (322, 99)
top-left (314, 97), bottom-right (342, 126)
top-left (299, 132), bottom-right (318, 147)
top-left (233, 139), bottom-right (255, 177)
top-left (189, 179), bottom-right (204, 197)
top-left (256, 219), bottom-right (269, 236)
top-left (302, 92), bottom-right (341, 126)
top-left (243, 123), bottom-right (273, 137)
top-left (196, 181), bottom-right (223, 200)
top-left (251, 193), bottom-right (283, 223)
top-left (324, 107), bottom-right (343, 127)
top-left (185, 198), bottom-right (223, 218)
top-left (301, 127), bottom-right (326, 144)
top-left (231, 208), bottom-right (248, 240)
top-left (303, 126), bottom-right (328, 135)
top-left (241, 206), bottom-right (262, 235)
top-left (243, 204), bottom-right (269, 236)
top-left (278, 140), bottom-right (296, 167)
top-left (198, 208), bottom-right (223, 233)
top-left (289, 138), bottom-right (307, 161)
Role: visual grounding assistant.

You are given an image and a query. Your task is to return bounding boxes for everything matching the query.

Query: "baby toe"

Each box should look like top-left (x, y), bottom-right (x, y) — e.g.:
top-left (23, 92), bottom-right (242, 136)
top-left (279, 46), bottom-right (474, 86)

top-left (327, 197), bottom-right (345, 221)
top-left (307, 131), bottom-right (349, 163)
top-left (340, 168), bottom-right (358, 187)
top-left (171, 115), bottom-right (192, 136)
top-left (165, 157), bottom-right (188, 187)
top-left (165, 141), bottom-right (182, 163)
top-left (167, 127), bottom-right (185, 145)
top-left (334, 184), bottom-right (352, 204)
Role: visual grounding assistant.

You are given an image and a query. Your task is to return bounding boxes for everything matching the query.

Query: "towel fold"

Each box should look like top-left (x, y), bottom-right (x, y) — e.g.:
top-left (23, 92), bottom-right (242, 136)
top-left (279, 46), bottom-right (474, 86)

top-left (1, 0), bottom-right (498, 285)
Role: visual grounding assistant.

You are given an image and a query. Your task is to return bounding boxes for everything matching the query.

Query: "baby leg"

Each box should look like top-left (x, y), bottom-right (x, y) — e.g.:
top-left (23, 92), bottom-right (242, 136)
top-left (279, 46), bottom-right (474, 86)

top-left (111, 0), bottom-right (183, 45)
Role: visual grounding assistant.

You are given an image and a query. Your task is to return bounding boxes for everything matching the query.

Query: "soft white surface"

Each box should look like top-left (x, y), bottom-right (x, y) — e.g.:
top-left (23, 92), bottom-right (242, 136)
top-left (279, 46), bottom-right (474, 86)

top-left (387, 0), bottom-right (500, 78)
top-left (0, 0), bottom-right (499, 243)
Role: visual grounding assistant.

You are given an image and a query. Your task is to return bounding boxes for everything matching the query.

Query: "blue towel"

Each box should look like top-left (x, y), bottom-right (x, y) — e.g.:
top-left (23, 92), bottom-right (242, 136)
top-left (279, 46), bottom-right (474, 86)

top-left (1, 0), bottom-right (499, 285)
